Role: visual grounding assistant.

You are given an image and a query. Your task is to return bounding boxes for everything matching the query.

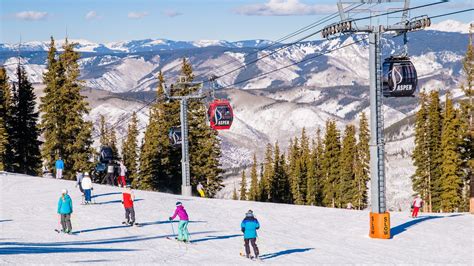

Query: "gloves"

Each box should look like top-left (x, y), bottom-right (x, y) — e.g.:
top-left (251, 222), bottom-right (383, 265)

top-left (91, 187), bottom-right (94, 190)
top-left (121, 201), bottom-right (124, 204)
top-left (169, 217), bottom-right (172, 221)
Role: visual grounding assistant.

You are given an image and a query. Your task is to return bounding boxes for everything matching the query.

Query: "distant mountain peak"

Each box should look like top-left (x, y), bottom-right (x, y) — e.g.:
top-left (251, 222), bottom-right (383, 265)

top-left (429, 19), bottom-right (471, 34)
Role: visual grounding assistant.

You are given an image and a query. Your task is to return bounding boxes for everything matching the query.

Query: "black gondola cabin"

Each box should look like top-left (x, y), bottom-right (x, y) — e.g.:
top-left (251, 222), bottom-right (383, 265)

top-left (382, 56), bottom-right (418, 97)
top-left (169, 126), bottom-right (182, 146)
top-left (208, 99), bottom-right (233, 130)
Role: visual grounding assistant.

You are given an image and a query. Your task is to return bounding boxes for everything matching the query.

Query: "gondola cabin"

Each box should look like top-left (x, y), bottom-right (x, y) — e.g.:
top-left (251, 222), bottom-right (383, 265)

top-left (208, 99), bottom-right (233, 130)
top-left (169, 126), bottom-right (182, 146)
top-left (382, 56), bottom-right (418, 97)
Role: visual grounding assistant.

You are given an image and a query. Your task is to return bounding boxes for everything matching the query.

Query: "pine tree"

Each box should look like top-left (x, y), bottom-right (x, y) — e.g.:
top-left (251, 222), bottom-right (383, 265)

top-left (248, 154), bottom-right (259, 201)
top-left (99, 114), bottom-right (109, 147)
top-left (122, 112), bottom-right (139, 185)
top-left (137, 71), bottom-right (169, 191)
top-left (270, 142), bottom-right (291, 203)
top-left (322, 120), bottom-right (341, 207)
top-left (412, 92), bottom-right (430, 206)
top-left (306, 129), bottom-right (323, 206)
top-left (259, 143), bottom-right (273, 202)
top-left (427, 91), bottom-right (443, 212)
top-left (9, 65), bottom-right (41, 175)
top-left (460, 29), bottom-right (474, 213)
top-left (338, 124), bottom-right (357, 208)
top-left (288, 137), bottom-right (302, 204)
top-left (439, 93), bottom-right (464, 212)
top-left (232, 184), bottom-right (238, 200)
top-left (240, 170), bottom-right (247, 200)
top-left (354, 112), bottom-right (370, 210)
top-left (40, 38), bottom-right (92, 179)
top-left (108, 126), bottom-right (119, 159)
top-left (0, 67), bottom-right (10, 171)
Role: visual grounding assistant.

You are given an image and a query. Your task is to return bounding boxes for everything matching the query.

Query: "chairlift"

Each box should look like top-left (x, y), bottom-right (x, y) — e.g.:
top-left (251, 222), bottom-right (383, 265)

top-left (382, 56), bottom-right (418, 97)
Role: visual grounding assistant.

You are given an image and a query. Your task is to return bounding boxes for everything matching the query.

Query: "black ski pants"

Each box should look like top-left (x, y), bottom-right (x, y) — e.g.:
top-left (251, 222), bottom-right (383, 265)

top-left (125, 207), bottom-right (135, 224)
top-left (60, 214), bottom-right (72, 232)
top-left (244, 238), bottom-right (259, 257)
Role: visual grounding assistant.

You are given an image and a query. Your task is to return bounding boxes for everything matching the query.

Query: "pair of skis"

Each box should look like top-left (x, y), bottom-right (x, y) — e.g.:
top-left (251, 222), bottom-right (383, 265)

top-left (239, 252), bottom-right (262, 262)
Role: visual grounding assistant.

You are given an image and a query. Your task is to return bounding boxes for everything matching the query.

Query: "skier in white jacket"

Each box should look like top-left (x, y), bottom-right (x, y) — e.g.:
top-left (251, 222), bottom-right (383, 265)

top-left (82, 172), bottom-right (93, 204)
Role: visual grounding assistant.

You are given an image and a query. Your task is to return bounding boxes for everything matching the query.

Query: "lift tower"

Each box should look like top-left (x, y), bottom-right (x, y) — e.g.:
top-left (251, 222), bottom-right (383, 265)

top-left (168, 76), bottom-right (204, 196)
top-left (322, 0), bottom-right (431, 239)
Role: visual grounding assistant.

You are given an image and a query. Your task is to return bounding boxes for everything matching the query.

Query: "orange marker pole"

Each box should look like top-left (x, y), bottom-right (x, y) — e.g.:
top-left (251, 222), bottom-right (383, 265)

top-left (369, 212), bottom-right (390, 239)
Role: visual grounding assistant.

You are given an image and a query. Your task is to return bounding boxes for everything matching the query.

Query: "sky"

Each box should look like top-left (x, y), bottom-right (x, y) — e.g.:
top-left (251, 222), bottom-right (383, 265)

top-left (1, 0), bottom-right (472, 44)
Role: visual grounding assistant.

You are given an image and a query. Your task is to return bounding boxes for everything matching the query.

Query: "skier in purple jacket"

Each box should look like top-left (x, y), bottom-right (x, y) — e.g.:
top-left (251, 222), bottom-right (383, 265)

top-left (169, 202), bottom-right (190, 242)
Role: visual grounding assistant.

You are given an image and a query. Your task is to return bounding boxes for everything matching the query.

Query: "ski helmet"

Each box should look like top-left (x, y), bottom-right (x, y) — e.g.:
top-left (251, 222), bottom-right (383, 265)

top-left (176, 201), bottom-right (182, 206)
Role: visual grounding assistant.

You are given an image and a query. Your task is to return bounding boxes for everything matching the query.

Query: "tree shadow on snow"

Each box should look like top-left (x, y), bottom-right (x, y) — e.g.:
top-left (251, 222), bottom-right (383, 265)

top-left (259, 248), bottom-right (314, 260)
top-left (190, 234), bottom-right (241, 243)
top-left (70, 259), bottom-right (112, 263)
top-left (0, 230), bottom-right (218, 254)
top-left (0, 246), bottom-right (135, 255)
top-left (95, 199), bottom-right (144, 205)
top-left (391, 214), bottom-right (463, 239)
top-left (91, 192), bottom-right (122, 199)
top-left (138, 220), bottom-right (207, 227)
top-left (0, 219), bottom-right (12, 223)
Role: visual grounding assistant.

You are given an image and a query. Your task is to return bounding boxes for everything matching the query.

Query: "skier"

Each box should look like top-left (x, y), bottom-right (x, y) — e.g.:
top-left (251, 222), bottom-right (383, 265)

top-left (82, 172), bottom-right (93, 204)
top-left (57, 189), bottom-right (73, 234)
top-left (122, 184), bottom-right (135, 225)
top-left (103, 160), bottom-right (115, 186)
top-left (55, 157), bottom-right (64, 179)
top-left (118, 160), bottom-right (127, 187)
top-left (241, 210), bottom-right (260, 259)
top-left (75, 170), bottom-right (84, 194)
top-left (197, 182), bottom-right (205, 198)
top-left (169, 202), bottom-right (190, 242)
top-left (411, 195), bottom-right (423, 218)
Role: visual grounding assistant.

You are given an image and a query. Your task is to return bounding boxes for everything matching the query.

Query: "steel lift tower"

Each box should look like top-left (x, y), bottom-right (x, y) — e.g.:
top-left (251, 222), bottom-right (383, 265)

top-left (322, 0), bottom-right (431, 239)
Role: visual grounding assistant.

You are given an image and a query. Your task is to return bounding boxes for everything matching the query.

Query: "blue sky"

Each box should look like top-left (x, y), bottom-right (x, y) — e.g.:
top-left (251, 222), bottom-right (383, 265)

top-left (1, 0), bottom-right (472, 43)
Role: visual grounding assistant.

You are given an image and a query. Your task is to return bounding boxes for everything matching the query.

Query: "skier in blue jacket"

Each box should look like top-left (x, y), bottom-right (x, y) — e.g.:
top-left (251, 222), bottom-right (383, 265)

top-left (55, 157), bottom-right (64, 179)
top-left (57, 189), bottom-right (73, 234)
top-left (241, 210), bottom-right (260, 259)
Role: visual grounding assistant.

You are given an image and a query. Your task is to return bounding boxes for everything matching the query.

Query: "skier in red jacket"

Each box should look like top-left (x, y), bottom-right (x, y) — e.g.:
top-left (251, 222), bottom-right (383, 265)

top-left (411, 195), bottom-right (423, 218)
top-left (122, 185), bottom-right (135, 225)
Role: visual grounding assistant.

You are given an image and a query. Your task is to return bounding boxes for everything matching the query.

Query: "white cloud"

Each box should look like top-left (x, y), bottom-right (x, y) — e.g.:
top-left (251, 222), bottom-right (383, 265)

top-left (234, 0), bottom-right (337, 16)
top-left (128, 11), bottom-right (149, 19)
top-left (85, 11), bottom-right (100, 20)
top-left (163, 9), bottom-right (183, 18)
top-left (15, 11), bottom-right (48, 21)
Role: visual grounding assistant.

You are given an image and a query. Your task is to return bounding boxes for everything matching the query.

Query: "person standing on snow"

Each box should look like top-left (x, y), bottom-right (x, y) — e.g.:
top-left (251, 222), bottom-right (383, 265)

top-left (103, 160), bottom-right (115, 186)
top-left (411, 195), bottom-right (423, 218)
top-left (197, 182), bottom-right (205, 198)
top-left (75, 170), bottom-right (84, 194)
top-left (122, 185), bottom-right (136, 225)
top-left (118, 161), bottom-right (127, 187)
top-left (57, 189), bottom-right (73, 234)
top-left (82, 172), bottom-right (93, 204)
top-left (55, 157), bottom-right (64, 179)
top-left (241, 210), bottom-right (260, 259)
top-left (169, 202), bottom-right (190, 242)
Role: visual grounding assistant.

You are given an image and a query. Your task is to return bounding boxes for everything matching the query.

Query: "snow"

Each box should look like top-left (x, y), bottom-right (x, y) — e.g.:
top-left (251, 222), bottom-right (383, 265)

top-left (0, 173), bottom-right (472, 264)
top-left (429, 19), bottom-right (472, 34)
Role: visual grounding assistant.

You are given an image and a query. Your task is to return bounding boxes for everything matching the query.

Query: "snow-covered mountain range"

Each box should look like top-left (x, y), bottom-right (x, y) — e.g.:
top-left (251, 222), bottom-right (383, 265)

top-left (0, 20), bottom-right (471, 209)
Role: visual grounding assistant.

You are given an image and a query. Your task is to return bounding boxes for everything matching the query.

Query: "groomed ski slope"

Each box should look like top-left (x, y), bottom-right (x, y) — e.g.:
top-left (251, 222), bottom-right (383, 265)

top-left (0, 173), bottom-right (472, 265)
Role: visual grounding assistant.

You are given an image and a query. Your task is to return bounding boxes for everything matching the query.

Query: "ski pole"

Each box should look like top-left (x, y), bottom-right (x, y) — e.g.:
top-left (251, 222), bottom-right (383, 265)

top-left (170, 220), bottom-right (176, 236)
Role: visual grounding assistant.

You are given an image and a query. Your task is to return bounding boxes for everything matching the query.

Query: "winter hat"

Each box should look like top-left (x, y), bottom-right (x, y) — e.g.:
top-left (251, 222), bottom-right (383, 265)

top-left (246, 210), bottom-right (254, 217)
top-left (84, 172), bottom-right (90, 177)
top-left (61, 189), bottom-right (68, 195)
top-left (126, 184), bottom-right (131, 188)
top-left (176, 201), bottom-right (182, 206)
